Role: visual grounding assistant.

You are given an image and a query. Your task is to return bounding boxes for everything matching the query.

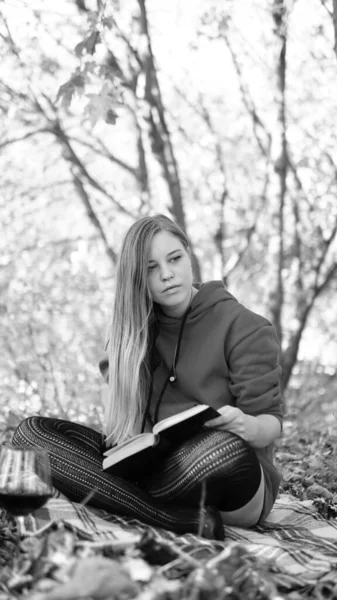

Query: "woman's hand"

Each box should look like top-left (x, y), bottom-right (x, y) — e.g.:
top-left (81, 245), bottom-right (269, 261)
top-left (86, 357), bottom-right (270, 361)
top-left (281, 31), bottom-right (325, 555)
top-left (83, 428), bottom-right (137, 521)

top-left (204, 406), bottom-right (258, 442)
top-left (204, 406), bottom-right (282, 448)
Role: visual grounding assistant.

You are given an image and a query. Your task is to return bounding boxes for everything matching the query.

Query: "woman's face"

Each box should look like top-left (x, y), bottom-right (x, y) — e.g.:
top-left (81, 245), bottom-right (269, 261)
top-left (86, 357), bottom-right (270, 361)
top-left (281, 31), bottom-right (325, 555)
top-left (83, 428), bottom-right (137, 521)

top-left (147, 231), bottom-right (193, 317)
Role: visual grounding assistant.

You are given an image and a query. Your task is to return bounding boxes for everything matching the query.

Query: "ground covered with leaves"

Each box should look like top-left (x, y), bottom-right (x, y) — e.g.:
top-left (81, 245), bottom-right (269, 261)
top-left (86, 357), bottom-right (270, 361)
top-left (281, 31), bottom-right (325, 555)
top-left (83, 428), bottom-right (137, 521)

top-left (0, 375), bottom-right (337, 600)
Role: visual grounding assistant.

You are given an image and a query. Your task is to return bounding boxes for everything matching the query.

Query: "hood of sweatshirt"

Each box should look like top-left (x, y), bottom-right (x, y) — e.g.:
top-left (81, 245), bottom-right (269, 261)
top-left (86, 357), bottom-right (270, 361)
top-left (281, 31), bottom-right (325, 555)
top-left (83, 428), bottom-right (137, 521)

top-left (147, 281), bottom-right (240, 423)
top-left (151, 281), bottom-right (235, 390)
top-left (149, 279), bottom-right (282, 425)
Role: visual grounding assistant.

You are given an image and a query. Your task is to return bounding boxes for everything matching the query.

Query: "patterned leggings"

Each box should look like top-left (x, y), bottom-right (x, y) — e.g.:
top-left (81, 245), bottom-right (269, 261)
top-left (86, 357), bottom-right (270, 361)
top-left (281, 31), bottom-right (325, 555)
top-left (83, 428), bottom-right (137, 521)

top-left (12, 417), bottom-right (262, 540)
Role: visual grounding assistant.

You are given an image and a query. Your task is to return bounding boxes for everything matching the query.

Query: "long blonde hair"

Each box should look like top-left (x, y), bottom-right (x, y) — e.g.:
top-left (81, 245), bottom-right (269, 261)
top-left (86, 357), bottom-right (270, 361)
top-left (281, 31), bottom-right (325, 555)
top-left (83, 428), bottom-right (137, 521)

top-left (104, 214), bottom-right (190, 446)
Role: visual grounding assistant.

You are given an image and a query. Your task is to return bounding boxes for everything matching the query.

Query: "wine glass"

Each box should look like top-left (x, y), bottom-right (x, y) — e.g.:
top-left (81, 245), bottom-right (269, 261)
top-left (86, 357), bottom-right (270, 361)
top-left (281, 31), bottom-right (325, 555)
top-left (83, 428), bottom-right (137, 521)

top-left (0, 446), bottom-right (53, 517)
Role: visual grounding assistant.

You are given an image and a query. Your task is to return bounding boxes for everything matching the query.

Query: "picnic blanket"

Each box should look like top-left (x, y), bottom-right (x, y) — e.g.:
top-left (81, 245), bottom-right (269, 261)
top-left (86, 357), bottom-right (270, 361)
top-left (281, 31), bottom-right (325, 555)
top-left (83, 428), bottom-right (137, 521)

top-left (19, 493), bottom-right (337, 594)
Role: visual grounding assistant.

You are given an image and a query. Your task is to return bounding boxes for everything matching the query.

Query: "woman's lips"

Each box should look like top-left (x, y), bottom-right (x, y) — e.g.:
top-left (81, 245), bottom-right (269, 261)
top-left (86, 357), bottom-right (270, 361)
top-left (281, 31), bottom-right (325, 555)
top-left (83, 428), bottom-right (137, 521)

top-left (163, 285), bottom-right (180, 293)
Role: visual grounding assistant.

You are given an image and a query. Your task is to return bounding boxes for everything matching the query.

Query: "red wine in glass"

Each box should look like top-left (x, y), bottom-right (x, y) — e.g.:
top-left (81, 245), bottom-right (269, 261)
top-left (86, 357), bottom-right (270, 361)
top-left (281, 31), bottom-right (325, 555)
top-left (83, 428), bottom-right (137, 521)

top-left (0, 446), bottom-right (53, 516)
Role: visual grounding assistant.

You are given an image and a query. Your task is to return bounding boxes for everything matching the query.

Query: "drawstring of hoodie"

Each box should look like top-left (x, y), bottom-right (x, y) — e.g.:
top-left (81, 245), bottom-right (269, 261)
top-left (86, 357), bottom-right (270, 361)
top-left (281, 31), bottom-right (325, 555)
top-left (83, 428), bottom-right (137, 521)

top-left (141, 305), bottom-right (192, 430)
top-left (153, 305), bottom-right (192, 425)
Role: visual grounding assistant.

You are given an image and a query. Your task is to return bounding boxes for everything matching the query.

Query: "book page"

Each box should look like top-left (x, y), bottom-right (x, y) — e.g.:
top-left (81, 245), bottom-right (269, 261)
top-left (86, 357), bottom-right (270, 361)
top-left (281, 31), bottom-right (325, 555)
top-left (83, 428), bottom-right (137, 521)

top-left (102, 432), bottom-right (156, 470)
top-left (103, 433), bottom-right (153, 457)
top-left (153, 404), bottom-right (208, 435)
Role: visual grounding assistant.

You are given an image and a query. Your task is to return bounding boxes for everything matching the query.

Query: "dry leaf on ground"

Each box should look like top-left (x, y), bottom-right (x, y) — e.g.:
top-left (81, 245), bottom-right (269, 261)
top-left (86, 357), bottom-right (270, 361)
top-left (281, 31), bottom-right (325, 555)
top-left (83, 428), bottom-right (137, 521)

top-left (30, 556), bottom-right (140, 600)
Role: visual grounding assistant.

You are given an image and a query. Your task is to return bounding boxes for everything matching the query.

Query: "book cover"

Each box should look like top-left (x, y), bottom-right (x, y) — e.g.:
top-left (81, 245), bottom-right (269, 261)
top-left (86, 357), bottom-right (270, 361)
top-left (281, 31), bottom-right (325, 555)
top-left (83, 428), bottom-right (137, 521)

top-left (102, 403), bottom-right (219, 479)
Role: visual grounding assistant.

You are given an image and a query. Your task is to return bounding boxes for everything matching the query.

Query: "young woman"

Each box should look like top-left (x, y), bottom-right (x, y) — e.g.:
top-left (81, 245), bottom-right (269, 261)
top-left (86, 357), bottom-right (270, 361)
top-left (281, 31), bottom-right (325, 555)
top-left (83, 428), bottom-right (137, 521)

top-left (12, 214), bottom-right (283, 540)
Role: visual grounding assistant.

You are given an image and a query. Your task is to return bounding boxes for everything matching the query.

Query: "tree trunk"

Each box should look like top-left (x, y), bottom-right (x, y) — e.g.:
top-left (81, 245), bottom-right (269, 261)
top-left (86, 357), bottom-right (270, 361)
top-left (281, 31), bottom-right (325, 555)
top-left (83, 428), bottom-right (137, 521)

top-left (135, 0), bottom-right (202, 281)
top-left (268, 1), bottom-right (288, 349)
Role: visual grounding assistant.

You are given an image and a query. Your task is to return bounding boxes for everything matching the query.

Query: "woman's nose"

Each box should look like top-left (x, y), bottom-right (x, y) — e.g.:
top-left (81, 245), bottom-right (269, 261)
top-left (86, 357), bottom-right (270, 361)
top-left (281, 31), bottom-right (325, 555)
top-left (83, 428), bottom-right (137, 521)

top-left (160, 265), bottom-right (173, 280)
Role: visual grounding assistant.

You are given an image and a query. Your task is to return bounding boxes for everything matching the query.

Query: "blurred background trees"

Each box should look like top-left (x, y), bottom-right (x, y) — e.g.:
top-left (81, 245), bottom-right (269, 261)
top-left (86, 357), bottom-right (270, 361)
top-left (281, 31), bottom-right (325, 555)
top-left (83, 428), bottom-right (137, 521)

top-left (1, 0), bottom-right (336, 427)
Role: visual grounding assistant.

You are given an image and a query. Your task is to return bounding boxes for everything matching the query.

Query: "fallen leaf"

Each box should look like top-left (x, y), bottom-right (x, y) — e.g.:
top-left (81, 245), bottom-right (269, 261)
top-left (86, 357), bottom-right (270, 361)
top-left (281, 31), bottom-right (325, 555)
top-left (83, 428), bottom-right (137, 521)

top-left (123, 557), bottom-right (153, 582)
top-left (30, 556), bottom-right (140, 600)
top-left (306, 484), bottom-right (333, 500)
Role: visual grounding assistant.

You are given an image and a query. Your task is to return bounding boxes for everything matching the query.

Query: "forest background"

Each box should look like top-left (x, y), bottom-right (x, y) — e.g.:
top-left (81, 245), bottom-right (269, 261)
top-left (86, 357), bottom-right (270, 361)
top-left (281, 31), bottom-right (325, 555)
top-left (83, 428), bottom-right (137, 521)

top-left (1, 0), bottom-right (337, 444)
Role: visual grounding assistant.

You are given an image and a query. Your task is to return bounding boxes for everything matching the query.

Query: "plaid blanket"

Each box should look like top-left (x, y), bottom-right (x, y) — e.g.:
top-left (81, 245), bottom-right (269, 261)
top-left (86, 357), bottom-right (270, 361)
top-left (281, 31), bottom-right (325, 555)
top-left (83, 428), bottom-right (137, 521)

top-left (19, 493), bottom-right (337, 593)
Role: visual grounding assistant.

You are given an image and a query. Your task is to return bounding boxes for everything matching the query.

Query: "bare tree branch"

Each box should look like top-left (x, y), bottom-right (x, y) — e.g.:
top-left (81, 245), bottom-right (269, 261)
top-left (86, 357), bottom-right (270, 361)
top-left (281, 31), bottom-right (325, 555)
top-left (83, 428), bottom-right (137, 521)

top-left (282, 256), bottom-right (337, 389)
top-left (51, 119), bottom-right (136, 219)
top-left (333, 0), bottom-right (337, 55)
top-left (221, 33), bottom-right (272, 157)
top-left (320, 0), bottom-right (333, 16)
top-left (223, 224), bottom-right (257, 279)
top-left (291, 197), bottom-right (304, 293)
top-left (69, 134), bottom-right (139, 179)
top-left (0, 129), bottom-right (51, 148)
top-left (281, 210), bottom-right (337, 387)
top-left (71, 171), bottom-right (118, 264)
top-left (74, 0), bottom-right (89, 12)
top-left (23, 235), bottom-right (100, 253)
top-left (320, 0), bottom-right (337, 56)
top-left (282, 304), bottom-right (311, 390)
top-left (312, 216), bottom-right (337, 288)
top-left (197, 98), bottom-right (232, 279)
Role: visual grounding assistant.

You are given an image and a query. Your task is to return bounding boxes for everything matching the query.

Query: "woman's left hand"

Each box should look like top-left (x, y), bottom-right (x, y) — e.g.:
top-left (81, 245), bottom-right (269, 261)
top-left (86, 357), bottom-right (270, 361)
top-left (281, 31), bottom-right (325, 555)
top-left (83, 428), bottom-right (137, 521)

top-left (204, 405), bottom-right (258, 442)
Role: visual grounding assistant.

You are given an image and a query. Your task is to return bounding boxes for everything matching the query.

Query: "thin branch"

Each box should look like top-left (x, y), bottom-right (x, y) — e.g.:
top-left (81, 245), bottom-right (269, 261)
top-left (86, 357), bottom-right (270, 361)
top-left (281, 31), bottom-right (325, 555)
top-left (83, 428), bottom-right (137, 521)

top-left (71, 170), bottom-right (118, 264)
top-left (221, 32), bottom-right (272, 157)
top-left (69, 134), bottom-right (138, 178)
top-left (323, 148), bottom-right (337, 181)
top-left (312, 216), bottom-right (337, 292)
top-left (282, 256), bottom-right (337, 388)
top-left (117, 101), bottom-right (152, 207)
top-left (287, 155), bottom-right (313, 209)
top-left (1, 16), bottom-right (54, 119)
top-left (320, 0), bottom-right (333, 17)
top-left (333, 0), bottom-right (337, 56)
top-left (0, 180), bottom-right (71, 194)
top-left (198, 96), bottom-right (227, 177)
top-left (0, 80), bottom-right (33, 104)
top-left (319, 0), bottom-right (337, 57)
top-left (0, 129), bottom-right (51, 149)
top-left (109, 16), bottom-right (143, 70)
top-left (223, 224), bottom-right (256, 279)
top-left (173, 83), bottom-right (214, 123)
top-left (134, 116), bottom-right (151, 209)
top-left (313, 262), bottom-right (337, 299)
top-left (21, 235), bottom-right (100, 254)
top-left (291, 197), bottom-right (304, 292)
top-left (51, 120), bottom-right (137, 218)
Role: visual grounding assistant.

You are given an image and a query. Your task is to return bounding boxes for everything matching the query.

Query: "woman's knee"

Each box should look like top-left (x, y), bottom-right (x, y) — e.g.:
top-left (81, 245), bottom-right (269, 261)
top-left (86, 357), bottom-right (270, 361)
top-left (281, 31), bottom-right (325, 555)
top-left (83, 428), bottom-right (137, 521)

top-left (12, 416), bottom-right (41, 446)
top-left (220, 466), bottom-right (265, 528)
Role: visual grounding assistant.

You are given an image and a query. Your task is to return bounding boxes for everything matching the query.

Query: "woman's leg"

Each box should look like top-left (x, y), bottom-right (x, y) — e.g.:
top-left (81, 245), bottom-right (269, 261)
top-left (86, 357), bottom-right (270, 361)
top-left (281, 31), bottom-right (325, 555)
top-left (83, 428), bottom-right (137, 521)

top-left (141, 428), bottom-right (264, 527)
top-left (219, 466), bottom-right (265, 527)
top-left (12, 417), bottom-right (224, 539)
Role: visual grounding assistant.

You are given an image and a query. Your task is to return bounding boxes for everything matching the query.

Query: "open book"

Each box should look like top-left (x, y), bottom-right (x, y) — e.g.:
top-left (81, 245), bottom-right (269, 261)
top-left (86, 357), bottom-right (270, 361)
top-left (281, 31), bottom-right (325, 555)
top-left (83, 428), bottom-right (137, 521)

top-left (102, 403), bottom-right (219, 478)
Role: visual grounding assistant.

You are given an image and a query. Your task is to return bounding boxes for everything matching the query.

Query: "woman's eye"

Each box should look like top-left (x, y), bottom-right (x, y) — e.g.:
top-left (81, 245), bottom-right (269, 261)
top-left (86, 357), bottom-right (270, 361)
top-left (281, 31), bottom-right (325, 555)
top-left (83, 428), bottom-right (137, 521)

top-left (171, 255), bottom-right (181, 262)
top-left (148, 265), bottom-right (156, 272)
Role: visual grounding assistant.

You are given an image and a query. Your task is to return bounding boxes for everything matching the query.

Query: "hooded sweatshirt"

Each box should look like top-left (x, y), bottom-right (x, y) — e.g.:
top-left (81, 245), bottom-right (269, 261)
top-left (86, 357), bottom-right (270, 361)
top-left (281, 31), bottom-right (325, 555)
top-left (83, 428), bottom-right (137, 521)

top-left (100, 281), bottom-right (283, 522)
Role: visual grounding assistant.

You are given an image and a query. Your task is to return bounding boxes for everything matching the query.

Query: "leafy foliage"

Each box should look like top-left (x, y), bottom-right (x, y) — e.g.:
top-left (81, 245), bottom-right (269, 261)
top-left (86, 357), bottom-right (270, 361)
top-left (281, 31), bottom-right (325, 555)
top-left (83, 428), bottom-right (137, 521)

top-left (55, 12), bottom-right (123, 125)
top-left (0, 0), bottom-right (336, 422)
top-left (55, 72), bottom-right (86, 110)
